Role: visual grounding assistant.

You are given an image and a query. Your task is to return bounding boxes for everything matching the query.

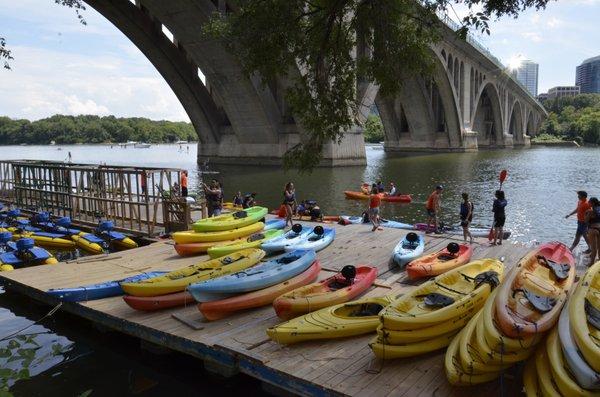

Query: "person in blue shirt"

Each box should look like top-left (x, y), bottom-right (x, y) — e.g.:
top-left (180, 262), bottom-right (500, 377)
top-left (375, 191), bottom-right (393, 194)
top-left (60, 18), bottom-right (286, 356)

top-left (492, 190), bottom-right (507, 246)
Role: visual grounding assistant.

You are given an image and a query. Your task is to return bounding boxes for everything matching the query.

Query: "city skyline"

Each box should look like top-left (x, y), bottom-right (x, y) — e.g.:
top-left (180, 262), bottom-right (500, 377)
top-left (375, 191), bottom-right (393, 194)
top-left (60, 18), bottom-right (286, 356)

top-left (0, 0), bottom-right (599, 121)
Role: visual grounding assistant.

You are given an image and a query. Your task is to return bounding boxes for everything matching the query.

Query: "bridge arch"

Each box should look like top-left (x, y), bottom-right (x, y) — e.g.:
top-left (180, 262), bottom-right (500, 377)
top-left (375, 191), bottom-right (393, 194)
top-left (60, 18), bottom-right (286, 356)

top-left (508, 100), bottom-right (524, 144)
top-left (472, 82), bottom-right (503, 147)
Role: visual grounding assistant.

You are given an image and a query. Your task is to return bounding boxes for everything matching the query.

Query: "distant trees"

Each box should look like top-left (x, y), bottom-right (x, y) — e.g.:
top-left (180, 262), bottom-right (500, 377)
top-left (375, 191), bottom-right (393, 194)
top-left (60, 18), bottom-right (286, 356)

top-left (538, 94), bottom-right (600, 144)
top-left (0, 114), bottom-right (197, 145)
top-left (363, 114), bottom-right (384, 143)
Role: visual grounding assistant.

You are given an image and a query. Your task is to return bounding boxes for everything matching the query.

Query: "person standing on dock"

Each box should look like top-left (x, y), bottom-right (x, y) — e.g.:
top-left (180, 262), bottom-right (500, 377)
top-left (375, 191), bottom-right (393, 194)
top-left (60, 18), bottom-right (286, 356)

top-left (140, 170), bottom-right (147, 195)
top-left (491, 190), bottom-right (507, 246)
top-left (565, 190), bottom-right (591, 253)
top-left (181, 170), bottom-right (188, 197)
top-left (203, 180), bottom-right (223, 217)
top-left (283, 182), bottom-right (297, 228)
top-left (369, 184), bottom-right (383, 231)
top-left (425, 185), bottom-right (443, 233)
top-left (585, 197), bottom-right (600, 266)
top-left (460, 193), bottom-right (474, 244)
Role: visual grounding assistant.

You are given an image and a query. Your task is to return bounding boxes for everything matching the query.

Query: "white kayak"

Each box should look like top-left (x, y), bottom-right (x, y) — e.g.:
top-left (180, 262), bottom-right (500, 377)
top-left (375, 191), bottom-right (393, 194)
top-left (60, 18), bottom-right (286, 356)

top-left (393, 232), bottom-right (425, 268)
top-left (261, 224), bottom-right (311, 253)
top-left (283, 226), bottom-right (335, 252)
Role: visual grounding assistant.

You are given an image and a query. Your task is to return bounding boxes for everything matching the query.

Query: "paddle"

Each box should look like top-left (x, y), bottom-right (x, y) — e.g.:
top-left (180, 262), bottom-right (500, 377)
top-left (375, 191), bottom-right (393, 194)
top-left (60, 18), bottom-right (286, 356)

top-left (489, 170), bottom-right (508, 241)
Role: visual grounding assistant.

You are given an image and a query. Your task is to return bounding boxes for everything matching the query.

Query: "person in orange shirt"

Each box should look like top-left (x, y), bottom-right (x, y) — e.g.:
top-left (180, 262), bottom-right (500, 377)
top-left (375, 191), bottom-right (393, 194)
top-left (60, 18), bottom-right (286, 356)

top-left (369, 184), bottom-right (383, 232)
top-left (565, 190), bottom-right (591, 252)
top-left (425, 185), bottom-right (443, 233)
top-left (181, 170), bottom-right (188, 197)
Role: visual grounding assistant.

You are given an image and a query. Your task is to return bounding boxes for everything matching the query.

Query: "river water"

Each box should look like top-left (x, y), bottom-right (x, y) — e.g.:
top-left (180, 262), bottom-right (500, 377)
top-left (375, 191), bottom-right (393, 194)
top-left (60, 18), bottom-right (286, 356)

top-left (0, 143), bottom-right (598, 394)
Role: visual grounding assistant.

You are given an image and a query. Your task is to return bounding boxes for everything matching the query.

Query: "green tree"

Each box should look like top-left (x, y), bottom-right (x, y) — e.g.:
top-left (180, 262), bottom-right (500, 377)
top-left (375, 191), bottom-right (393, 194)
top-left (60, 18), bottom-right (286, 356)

top-left (363, 114), bottom-right (384, 143)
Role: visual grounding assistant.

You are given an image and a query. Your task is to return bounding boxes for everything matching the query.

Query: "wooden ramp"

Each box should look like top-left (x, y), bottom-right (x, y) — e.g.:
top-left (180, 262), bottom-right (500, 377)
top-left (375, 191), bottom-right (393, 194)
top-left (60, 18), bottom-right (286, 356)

top-left (0, 222), bottom-right (543, 396)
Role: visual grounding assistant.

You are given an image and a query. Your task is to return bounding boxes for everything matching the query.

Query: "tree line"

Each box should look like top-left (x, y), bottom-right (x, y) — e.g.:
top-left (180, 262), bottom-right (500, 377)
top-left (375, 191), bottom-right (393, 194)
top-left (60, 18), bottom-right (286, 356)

top-left (538, 94), bottom-right (600, 144)
top-left (0, 114), bottom-right (198, 145)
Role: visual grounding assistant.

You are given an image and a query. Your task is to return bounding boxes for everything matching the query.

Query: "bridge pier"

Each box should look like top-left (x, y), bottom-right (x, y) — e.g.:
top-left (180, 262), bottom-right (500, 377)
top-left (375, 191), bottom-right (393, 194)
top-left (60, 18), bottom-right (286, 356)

top-left (198, 128), bottom-right (366, 167)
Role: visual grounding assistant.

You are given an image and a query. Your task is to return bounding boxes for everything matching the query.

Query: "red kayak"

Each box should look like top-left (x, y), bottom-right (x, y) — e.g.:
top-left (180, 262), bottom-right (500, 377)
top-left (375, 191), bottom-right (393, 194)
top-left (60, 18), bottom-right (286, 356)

top-left (123, 291), bottom-right (195, 311)
top-left (344, 191), bottom-right (412, 203)
top-left (199, 261), bottom-right (321, 321)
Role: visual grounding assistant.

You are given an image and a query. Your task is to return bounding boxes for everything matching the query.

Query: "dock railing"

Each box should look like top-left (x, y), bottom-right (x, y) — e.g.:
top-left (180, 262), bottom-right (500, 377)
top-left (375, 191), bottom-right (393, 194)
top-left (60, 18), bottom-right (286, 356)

top-left (0, 160), bottom-right (184, 236)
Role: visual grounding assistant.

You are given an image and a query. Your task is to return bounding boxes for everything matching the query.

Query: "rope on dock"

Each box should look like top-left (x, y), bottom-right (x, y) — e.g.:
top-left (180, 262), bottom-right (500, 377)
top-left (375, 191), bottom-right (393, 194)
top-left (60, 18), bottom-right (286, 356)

top-left (0, 302), bottom-right (63, 341)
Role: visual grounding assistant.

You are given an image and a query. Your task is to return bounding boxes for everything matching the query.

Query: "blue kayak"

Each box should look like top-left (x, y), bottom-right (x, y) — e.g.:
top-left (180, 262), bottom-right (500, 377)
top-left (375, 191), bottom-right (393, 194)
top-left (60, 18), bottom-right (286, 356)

top-left (340, 215), bottom-right (414, 230)
top-left (264, 218), bottom-right (286, 231)
top-left (284, 226), bottom-right (335, 252)
top-left (46, 271), bottom-right (166, 302)
top-left (0, 239), bottom-right (53, 267)
top-left (187, 249), bottom-right (316, 302)
top-left (393, 232), bottom-right (425, 268)
top-left (261, 225), bottom-right (312, 253)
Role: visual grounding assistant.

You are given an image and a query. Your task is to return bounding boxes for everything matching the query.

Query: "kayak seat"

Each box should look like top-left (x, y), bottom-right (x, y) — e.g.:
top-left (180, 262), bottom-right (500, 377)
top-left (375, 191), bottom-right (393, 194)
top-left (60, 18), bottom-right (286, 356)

top-left (348, 303), bottom-right (384, 317)
top-left (512, 288), bottom-right (557, 313)
top-left (247, 233), bottom-right (265, 242)
top-left (277, 255), bottom-right (300, 264)
top-left (105, 231), bottom-right (126, 241)
top-left (82, 234), bottom-right (105, 244)
top-left (232, 211), bottom-right (248, 219)
top-left (438, 253), bottom-right (457, 261)
top-left (462, 270), bottom-right (501, 290)
top-left (291, 224), bottom-right (303, 234)
top-left (0, 252), bottom-right (20, 265)
top-left (0, 232), bottom-right (12, 244)
top-left (308, 234), bottom-right (323, 242)
top-left (419, 292), bottom-right (455, 308)
top-left (585, 299), bottom-right (600, 330)
top-left (28, 247), bottom-right (51, 261)
top-left (536, 255), bottom-right (570, 280)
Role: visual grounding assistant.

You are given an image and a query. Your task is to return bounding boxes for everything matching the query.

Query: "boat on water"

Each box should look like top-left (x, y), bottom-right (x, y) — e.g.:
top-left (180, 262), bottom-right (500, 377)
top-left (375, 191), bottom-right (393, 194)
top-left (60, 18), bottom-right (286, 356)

top-left (134, 143), bottom-right (151, 148)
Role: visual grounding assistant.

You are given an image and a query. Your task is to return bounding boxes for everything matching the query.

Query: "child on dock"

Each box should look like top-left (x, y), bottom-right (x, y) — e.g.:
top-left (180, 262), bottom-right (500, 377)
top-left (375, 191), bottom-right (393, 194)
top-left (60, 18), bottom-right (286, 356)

top-left (369, 185), bottom-right (383, 231)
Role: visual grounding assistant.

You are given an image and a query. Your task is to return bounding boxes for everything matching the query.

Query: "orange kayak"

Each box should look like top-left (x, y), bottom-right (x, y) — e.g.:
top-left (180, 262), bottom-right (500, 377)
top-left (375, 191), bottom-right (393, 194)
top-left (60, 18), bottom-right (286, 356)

top-left (270, 206), bottom-right (339, 223)
top-left (495, 242), bottom-right (574, 338)
top-left (344, 191), bottom-right (412, 203)
top-left (198, 260), bottom-right (321, 321)
top-left (273, 265), bottom-right (378, 320)
top-left (123, 291), bottom-right (195, 311)
top-left (174, 240), bottom-right (236, 256)
top-left (406, 243), bottom-right (473, 280)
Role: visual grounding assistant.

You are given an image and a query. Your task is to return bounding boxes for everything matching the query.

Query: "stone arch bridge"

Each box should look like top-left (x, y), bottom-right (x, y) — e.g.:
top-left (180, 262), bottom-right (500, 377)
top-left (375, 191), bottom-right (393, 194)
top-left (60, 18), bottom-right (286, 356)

top-left (86, 0), bottom-right (546, 165)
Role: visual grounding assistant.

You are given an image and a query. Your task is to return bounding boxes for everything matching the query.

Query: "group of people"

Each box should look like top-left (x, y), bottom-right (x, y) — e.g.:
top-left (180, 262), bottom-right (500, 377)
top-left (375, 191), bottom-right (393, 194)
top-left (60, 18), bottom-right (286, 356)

top-left (362, 180), bottom-right (399, 196)
top-left (232, 191), bottom-right (257, 209)
top-left (566, 190), bottom-right (600, 265)
top-left (282, 182), bottom-right (323, 226)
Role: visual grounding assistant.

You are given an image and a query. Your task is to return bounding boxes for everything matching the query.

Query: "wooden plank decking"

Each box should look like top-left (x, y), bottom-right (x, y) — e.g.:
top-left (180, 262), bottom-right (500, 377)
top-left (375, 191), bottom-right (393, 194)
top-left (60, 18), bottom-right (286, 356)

top-left (0, 221), bottom-right (572, 396)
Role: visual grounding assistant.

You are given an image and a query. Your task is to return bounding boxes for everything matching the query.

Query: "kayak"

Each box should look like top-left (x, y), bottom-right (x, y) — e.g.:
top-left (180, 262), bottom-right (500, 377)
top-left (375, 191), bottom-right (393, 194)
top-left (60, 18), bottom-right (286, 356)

top-left (71, 233), bottom-right (105, 254)
top-left (123, 291), bottom-right (195, 311)
top-left (557, 302), bottom-right (600, 390)
top-left (172, 222), bottom-right (264, 244)
top-left (392, 232), bottom-right (424, 268)
top-left (270, 207), bottom-right (339, 223)
top-left (283, 226), bottom-right (335, 252)
top-left (523, 356), bottom-right (541, 397)
top-left (120, 248), bottom-right (265, 296)
top-left (339, 215), bottom-right (414, 230)
top-left (370, 330), bottom-right (457, 360)
top-left (198, 261), bottom-right (321, 321)
top-left (273, 265), bottom-right (378, 320)
top-left (6, 228), bottom-right (76, 250)
top-left (406, 243), bottom-right (474, 279)
top-left (206, 229), bottom-right (284, 259)
top-left (261, 224), bottom-right (312, 253)
top-left (47, 271), bottom-right (166, 302)
top-left (188, 249), bottom-right (316, 302)
top-left (568, 260), bottom-right (600, 373)
top-left (100, 231), bottom-right (138, 251)
top-left (535, 342), bottom-right (563, 396)
top-left (495, 241), bottom-right (574, 338)
top-left (343, 191), bottom-right (412, 203)
top-left (267, 295), bottom-right (395, 344)
top-left (191, 206), bottom-right (267, 232)
top-left (264, 218), bottom-right (286, 231)
top-left (0, 238), bottom-right (58, 268)
top-left (414, 223), bottom-right (512, 239)
top-left (380, 259), bottom-right (503, 331)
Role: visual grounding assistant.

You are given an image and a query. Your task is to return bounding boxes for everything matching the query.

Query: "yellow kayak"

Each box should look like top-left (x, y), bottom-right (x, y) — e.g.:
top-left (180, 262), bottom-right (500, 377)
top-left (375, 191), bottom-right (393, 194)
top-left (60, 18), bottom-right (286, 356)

top-left (71, 233), bottom-right (104, 254)
top-left (111, 236), bottom-right (138, 251)
top-left (535, 344), bottom-right (562, 397)
top-left (121, 248), bottom-right (265, 297)
top-left (6, 228), bottom-right (76, 250)
top-left (370, 330), bottom-right (457, 359)
top-left (380, 259), bottom-right (504, 331)
top-left (207, 229), bottom-right (284, 259)
top-left (191, 206), bottom-right (267, 232)
top-left (0, 264), bottom-right (14, 272)
top-left (267, 296), bottom-right (394, 344)
top-left (569, 260), bottom-right (600, 373)
top-left (172, 222), bottom-right (264, 244)
top-left (523, 356), bottom-right (540, 397)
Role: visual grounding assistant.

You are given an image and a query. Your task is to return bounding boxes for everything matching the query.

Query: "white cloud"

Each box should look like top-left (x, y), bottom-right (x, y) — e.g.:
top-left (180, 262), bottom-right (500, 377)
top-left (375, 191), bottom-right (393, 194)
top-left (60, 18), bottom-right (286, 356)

top-left (521, 32), bottom-right (543, 43)
top-left (546, 17), bottom-right (564, 28)
top-left (65, 96), bottom-right (109, 115)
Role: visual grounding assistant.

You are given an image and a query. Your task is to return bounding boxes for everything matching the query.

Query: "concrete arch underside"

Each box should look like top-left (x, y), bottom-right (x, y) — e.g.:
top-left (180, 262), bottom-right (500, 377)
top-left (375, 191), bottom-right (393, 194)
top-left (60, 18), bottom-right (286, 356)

top-left (471, 82), bottom-right (504, 148)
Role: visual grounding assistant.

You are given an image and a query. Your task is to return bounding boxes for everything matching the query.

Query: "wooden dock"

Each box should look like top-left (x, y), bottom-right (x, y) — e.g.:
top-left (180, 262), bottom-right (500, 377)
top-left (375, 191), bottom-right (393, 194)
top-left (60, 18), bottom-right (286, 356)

top-left (0, 221), bottom-right (580, 396)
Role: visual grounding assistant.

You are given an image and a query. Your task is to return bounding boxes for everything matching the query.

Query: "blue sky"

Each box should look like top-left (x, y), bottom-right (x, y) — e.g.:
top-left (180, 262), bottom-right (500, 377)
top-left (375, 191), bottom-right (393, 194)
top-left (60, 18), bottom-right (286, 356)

top-left (0, 0), bottom-right (599, 121)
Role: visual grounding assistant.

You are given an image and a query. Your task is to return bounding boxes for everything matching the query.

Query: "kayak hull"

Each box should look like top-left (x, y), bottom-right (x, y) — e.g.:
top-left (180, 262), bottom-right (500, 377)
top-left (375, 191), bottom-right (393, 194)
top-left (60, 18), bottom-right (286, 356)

top-left (343, 191), bottom-right (412, 203)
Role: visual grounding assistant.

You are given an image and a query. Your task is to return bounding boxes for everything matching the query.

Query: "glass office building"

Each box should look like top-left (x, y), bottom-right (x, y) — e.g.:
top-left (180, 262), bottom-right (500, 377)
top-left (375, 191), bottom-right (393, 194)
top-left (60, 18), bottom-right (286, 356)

top-left (512, 60), bottom-right (539, 96)
top-left (576, 55), bottom-right (600, 94)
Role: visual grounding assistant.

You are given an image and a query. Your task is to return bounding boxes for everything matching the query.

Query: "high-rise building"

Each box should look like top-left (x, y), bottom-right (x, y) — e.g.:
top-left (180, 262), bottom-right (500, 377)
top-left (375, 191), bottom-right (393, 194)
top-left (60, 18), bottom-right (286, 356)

top-left (512, 60), bottom-right (539, 96)
top-left (576, 55), bottom-right (600, 93)
top-left (548, 86), bottom-right (580, 99)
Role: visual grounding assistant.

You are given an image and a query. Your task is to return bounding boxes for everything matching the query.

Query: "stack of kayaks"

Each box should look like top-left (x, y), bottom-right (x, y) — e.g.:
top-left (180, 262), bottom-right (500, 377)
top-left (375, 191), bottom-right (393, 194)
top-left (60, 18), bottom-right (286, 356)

top-left (261, 224), bottom-right (335, 254)
top-left (372, 259), bottom-right (504, 360)
top-left (273, 265), bottom-right (378, 320)
top-left (445, 242), bottom-right (575, 386)
top-left (188, 249), bottom-right (316, 302)
top-left (267, 295), bottom-right (395, 344)
top-left (392, 232), bottom-right (425, 268)
top-left (523, 260), bottom-right (600, 396)
top-left (343, 191), bottom-right (412, 203)
top-left (206, 229), bottom-right (284, 259)
top-left (0, 238), bottom-right (58, 271)
top-left (406, 243), bottom-right (473, 279)
top-left (192, 206), bottom-right (268, 232)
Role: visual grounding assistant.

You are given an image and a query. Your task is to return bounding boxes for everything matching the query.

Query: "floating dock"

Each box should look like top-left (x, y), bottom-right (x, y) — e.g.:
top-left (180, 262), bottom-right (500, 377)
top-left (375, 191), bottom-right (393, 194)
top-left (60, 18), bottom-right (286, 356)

top-left (0, 221), bottom-right (582, 396)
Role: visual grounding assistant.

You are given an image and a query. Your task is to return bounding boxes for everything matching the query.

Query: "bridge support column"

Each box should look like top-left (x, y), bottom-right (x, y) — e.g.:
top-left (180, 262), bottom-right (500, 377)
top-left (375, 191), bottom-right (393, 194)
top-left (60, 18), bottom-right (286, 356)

top-left (198, 128), bottom-right (366, 166)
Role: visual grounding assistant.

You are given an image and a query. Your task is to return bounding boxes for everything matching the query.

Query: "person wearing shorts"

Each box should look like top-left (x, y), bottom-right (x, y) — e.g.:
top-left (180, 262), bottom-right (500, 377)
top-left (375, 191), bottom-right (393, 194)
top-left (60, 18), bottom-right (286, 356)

top-left (565, 190), bottom-right (591, 252)
top-left (492, 190), bottom-right (507, 245)
top-left (425, 185), bottom-right (443, 233)
top-left (460, 193), bottom-right (474, 243)
top-left (369, 185), bottom-right (383, 232)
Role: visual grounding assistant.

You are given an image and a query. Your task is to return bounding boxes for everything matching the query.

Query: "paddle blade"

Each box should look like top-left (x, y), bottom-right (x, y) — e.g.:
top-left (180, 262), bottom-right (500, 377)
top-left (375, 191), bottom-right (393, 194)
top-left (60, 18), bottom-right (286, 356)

top-left (499, 170), bottom-right (508, 183)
